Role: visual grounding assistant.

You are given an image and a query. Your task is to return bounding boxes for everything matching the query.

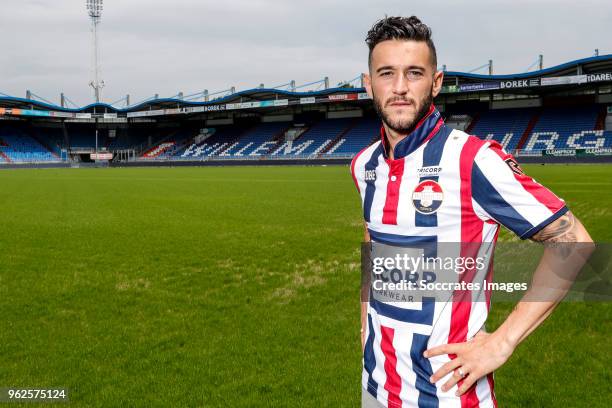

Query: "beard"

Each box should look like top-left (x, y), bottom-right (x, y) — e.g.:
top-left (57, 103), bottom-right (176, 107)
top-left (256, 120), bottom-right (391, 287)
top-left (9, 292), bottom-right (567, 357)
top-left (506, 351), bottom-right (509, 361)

top-left (372, 87), bottom-right (434, 135)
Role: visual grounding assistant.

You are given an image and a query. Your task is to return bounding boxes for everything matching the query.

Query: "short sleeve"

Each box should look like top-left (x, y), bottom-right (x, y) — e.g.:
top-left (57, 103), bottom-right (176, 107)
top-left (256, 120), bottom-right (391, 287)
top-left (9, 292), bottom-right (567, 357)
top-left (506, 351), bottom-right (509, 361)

top-left (471, 142), bottom-right (567, 239)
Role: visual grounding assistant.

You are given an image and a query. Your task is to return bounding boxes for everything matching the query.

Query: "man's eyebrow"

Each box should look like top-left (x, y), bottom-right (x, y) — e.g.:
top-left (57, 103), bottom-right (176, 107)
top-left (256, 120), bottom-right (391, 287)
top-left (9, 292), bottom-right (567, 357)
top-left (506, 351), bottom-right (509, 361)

top-left (375, 65), bottom-right (395, 73)
top-left (375, 65), bottom-right (426, 73)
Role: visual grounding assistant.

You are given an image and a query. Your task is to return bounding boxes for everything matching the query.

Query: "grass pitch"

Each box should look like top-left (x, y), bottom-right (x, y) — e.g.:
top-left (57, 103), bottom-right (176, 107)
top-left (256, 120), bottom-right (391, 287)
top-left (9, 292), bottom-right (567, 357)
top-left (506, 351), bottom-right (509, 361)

top-left (0, 165), bottom-right (610, 407)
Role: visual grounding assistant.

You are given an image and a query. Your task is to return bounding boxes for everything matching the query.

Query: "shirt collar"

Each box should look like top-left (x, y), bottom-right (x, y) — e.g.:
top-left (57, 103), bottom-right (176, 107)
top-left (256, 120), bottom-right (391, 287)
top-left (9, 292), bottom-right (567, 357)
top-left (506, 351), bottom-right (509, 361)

top-left (380, 104), bottom-right (444, 160)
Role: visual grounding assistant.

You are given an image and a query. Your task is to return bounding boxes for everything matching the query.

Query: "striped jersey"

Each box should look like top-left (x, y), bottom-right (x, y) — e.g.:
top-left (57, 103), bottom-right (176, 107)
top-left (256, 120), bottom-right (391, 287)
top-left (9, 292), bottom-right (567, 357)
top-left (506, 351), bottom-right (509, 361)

top-left (351, 105), bottom-right (567, 408)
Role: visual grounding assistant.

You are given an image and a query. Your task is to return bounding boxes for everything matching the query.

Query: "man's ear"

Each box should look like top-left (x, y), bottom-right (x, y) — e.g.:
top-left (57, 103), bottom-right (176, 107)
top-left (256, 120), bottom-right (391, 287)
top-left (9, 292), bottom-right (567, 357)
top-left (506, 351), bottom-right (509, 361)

top-left (432, 70), bottom-right (444, 98)
top-left (364, 73), bottom-right (373, 99)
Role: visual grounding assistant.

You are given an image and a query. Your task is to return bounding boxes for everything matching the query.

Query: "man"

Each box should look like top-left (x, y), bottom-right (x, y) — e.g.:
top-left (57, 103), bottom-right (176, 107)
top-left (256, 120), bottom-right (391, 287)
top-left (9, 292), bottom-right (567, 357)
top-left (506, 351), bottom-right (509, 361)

top-left (351, 16), bottom-right (593, 408)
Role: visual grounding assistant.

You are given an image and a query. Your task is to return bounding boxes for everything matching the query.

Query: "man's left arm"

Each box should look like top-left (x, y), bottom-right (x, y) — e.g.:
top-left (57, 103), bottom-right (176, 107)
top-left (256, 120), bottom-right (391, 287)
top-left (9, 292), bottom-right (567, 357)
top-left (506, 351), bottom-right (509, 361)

top-left (425, 210), bottom-right (594, 395)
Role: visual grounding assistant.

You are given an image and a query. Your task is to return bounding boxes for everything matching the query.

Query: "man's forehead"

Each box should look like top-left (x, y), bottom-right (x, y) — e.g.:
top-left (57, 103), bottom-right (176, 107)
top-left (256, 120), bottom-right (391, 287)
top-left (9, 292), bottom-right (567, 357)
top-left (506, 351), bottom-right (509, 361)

top-left (370, 39), bottom-right (431, 69)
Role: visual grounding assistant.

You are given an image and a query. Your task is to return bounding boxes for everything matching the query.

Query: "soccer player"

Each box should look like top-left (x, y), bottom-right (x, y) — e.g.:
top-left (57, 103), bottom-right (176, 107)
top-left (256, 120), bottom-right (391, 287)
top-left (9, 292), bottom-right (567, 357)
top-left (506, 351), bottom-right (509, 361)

top-left (351, 16), bottom-right (593, 408)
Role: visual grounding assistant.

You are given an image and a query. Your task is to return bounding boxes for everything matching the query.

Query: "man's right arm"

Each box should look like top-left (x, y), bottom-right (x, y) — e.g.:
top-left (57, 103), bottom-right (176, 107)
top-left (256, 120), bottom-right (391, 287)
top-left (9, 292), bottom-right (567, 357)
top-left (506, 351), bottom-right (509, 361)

top-left (361, 224), bottom-right (370, 351)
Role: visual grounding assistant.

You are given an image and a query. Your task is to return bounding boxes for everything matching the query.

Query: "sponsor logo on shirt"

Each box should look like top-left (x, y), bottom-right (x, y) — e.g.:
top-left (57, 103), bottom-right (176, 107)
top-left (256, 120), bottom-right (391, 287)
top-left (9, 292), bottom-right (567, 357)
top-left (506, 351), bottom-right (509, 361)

top-left (504, 158), bottom-right (523, 175)
top-left (364, 169), bottom-right (377, 182)
top-left (417, 166), bottom-right (442, 177)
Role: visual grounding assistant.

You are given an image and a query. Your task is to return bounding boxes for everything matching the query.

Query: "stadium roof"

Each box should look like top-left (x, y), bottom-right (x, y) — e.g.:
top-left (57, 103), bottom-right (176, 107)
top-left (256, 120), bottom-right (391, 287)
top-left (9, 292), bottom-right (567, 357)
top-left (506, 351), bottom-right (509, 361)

top-left (441, 54), bottom-right (612, 82)
top-left (1, 54), bottom-right (611, 114)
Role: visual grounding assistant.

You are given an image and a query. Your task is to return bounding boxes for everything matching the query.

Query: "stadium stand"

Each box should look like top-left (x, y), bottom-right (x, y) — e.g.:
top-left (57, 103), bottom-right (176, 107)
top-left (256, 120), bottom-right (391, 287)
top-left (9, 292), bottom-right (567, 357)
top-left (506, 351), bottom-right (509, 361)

top-left (522, 105), bottom-right (611, 150)
top-left (0, 126), bottom-right (58, 163)
top-left (137, 107), bottom-right (612, 159)
top-left (272, 118), bottom-right (352, 157)
top-left (29, 126), bottom-right (64, 156)
top-left (179, 124), bottom-right (252, 159)
top-left (67, 128), bottom-right (98, 149)
top-left (469, 108), bottom-right (533, 150)
top-left (2, 104), bottom-right (611, 165)
top-left (326, 117), bottom-right (379, 156)
top-left (107, 127), bottom-right (157, 151)
top-left (215, 122), bottom-right (290, 158)
top-left (143, 142), bottom-right (176, 158)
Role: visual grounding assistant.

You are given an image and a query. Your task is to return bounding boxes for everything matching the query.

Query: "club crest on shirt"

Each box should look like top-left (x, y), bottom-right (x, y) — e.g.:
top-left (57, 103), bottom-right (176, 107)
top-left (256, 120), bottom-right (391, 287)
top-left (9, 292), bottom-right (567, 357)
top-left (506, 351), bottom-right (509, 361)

top-left (412, 180), bottom-right (444, 214)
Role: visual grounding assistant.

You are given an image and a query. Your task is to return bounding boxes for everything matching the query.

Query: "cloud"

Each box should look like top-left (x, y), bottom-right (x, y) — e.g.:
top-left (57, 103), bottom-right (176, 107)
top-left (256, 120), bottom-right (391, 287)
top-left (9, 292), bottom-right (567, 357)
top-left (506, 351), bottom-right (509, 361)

top-left (0, 0), bottom-right (609, 106)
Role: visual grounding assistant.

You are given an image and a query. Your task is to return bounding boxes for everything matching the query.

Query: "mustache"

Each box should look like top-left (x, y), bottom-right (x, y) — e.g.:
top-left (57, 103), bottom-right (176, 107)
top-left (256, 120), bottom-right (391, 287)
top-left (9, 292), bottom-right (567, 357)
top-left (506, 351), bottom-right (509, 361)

top-left (385, 97), bottom-right (415, 107)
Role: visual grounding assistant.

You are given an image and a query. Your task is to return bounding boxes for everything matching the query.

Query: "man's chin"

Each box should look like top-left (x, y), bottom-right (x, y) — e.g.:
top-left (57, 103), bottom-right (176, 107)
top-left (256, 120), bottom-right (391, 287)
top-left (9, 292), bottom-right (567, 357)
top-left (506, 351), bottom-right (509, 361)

top-left (385, 122), bottom-right (418, 134)
top-left (384, 115), bottom-right (418, 133)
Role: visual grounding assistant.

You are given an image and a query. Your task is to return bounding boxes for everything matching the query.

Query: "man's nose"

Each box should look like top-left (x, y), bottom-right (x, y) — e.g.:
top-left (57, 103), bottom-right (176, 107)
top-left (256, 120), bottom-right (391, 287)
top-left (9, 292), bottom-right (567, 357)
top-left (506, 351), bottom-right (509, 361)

top-left (392, 73), bottom-right (409, 95)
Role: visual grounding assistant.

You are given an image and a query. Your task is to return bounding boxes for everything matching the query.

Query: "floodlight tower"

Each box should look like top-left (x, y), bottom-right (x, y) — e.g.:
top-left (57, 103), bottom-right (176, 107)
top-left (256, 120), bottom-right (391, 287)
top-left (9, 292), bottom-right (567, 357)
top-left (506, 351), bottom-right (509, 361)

top-left (86, 0), bottom-right (104, 103)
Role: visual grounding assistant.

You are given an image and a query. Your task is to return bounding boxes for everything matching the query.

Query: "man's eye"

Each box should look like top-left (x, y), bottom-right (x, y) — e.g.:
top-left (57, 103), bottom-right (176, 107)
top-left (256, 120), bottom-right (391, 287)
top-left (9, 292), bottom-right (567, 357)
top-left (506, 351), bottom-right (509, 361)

top-left (380, 72), bottom-right (392, 77)
top-left (408, 71), bottom-right (423, 77)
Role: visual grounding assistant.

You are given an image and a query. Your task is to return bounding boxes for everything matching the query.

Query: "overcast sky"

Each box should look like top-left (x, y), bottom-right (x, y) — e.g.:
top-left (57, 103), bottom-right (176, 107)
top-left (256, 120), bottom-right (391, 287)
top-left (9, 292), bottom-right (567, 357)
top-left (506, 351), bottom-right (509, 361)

top-left (0, 0), bottom-right (610, 107)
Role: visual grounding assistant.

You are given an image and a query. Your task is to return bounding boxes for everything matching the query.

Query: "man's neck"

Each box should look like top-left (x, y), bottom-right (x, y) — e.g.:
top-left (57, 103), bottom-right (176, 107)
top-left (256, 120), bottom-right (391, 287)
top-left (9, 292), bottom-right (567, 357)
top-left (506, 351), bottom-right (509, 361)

top-left (383, 123), bottom-right (409, 160)
top-left (382, 105), bottom-right (436, 160)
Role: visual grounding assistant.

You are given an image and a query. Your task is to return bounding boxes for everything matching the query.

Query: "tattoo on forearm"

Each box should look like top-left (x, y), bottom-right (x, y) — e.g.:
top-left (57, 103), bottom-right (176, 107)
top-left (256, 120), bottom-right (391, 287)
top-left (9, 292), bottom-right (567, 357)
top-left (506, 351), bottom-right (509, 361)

top-left (531, 211), bottom-right (577, 243)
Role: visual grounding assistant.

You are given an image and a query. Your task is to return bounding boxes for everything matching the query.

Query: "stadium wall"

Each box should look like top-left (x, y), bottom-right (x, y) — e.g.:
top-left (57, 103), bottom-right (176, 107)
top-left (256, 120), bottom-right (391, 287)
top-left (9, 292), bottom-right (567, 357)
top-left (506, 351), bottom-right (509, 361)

top-left (110, 158), bottom-right (351, 167)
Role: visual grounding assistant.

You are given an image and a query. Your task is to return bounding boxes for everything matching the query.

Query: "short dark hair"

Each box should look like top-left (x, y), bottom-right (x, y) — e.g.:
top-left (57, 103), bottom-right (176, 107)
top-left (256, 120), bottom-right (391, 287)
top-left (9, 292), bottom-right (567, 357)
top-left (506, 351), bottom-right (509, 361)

top-left (366, 16), bottom-right (437, 70)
